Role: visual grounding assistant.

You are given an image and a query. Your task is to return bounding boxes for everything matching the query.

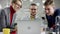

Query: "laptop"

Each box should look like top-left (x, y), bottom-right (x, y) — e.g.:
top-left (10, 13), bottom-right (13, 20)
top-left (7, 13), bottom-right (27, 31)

top-left (17, 21), bottom-right (44, 34)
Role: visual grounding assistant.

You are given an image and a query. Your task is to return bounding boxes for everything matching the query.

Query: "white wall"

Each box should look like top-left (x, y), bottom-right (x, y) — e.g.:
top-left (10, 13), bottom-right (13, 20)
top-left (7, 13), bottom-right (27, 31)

top-left (54, 0), bottom-right (60, 8)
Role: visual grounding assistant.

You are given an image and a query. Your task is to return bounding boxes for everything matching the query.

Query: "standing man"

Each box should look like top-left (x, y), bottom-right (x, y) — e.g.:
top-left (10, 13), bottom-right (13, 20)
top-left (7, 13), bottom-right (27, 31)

top-left (44, 0), bottom-right (60, 32)
top-left (0, 0), bottom-right (22, 34)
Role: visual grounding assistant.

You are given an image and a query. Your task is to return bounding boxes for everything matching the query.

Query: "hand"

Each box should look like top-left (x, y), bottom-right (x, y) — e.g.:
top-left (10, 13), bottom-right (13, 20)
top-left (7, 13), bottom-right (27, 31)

top-left (12, 25), bottom-right (17, 31)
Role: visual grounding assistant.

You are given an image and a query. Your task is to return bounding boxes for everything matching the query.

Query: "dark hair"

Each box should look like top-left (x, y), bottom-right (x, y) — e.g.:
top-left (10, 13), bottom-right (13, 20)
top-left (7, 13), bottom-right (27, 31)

top-left (31, 3), bottom-right (37, 6)
top-left (44, 0), bottom-right (53, 6)
top-left (12, 0), bottom-right (22, 3)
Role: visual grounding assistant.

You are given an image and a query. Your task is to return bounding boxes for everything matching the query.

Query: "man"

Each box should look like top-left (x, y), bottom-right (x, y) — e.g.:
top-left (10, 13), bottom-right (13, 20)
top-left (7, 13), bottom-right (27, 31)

top-left (44, 0), bottom-right (60, 31)
top-left (0, 0), bottom-right (22, 34)
top-left (23, 3), bottom-right (41, 21)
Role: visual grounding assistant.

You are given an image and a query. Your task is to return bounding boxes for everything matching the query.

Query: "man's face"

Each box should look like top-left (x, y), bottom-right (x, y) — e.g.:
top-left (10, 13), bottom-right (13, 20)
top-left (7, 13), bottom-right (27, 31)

top-left (13, 0), bottom-right (22, 11)
top-left (30, 5), bottom-right (37, 16)
top-left (45, 5), bottom-right (54, 16)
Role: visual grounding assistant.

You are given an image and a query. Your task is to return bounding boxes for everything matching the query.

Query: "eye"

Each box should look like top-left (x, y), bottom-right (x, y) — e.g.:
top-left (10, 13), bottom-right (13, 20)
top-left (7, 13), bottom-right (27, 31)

top-left (47, 8), bottom-right (50, 10)
top-left (31, 9), bottom-right (36, 10)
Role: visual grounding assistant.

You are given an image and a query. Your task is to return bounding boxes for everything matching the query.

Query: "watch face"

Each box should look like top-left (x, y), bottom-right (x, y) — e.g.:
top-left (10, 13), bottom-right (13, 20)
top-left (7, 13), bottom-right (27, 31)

top-left (17, 21), bottom-right (41, 34)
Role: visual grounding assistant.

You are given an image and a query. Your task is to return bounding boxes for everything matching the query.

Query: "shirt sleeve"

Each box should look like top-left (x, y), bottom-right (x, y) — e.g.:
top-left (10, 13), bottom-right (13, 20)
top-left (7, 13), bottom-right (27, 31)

top-left (0, 9), bottom-right (7, 28)
top-left (55, 9), bottom-right (60, 27)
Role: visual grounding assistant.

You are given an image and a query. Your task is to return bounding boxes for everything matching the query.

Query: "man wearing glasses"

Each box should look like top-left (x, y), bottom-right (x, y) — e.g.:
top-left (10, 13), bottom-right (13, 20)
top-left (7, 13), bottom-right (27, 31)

top-left (0, 0), bottom-right (22, 34)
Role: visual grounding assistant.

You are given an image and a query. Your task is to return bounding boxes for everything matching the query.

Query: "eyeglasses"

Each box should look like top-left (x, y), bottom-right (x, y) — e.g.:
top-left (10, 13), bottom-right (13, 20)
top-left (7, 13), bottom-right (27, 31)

top-left (15, 2), bottom-right (22, 8)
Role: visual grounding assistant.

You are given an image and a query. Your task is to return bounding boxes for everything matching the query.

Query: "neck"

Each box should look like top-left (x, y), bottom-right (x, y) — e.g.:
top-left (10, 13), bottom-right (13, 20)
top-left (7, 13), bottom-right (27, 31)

top-left (51, 11), bottom-right (54, 16)
top-left (30, 15), bottom-right (35, 19)
top-left (10, 5), bottom-right (16, 14)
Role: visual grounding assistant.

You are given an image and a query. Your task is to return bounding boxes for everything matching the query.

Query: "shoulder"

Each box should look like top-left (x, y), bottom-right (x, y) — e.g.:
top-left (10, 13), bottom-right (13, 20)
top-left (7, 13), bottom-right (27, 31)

top-left (0, 7), bottom-right (10, 15)
top-left (0, 8), bottom-right (5, 14)
top-left (22, 17), bottom-right (30, 20)
top-left (55, 8), bottom-right (60, 16)
top-left (55, 8), bottom-right (60, 13)
top-left (0, 7), bottom-right (10, 12)
top-left (4, 7), bottom-right (10, 12)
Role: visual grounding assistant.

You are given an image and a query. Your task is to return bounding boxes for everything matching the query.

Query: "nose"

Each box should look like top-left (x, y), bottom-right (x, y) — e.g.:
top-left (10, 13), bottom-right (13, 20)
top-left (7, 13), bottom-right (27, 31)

top-left (17, 6), bottom-right (20, 9)
top-left (32, 10), bottom-right (36, 12)
top-left (32, 10), bottom-right (35, 12)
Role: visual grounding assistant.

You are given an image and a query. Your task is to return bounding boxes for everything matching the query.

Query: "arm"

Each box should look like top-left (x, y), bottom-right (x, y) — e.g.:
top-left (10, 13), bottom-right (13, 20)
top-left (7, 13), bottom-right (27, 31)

top-left (10, 23), bottom-right (17, 32)
top-left (0, 9), bottom-right (7, 28)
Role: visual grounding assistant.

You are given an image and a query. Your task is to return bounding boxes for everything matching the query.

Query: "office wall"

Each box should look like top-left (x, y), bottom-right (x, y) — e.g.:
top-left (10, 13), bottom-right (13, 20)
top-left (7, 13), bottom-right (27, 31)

top-left (0, 0), bottom-right (10, 9)
top-left (54, 0), bottom-right (60, 8)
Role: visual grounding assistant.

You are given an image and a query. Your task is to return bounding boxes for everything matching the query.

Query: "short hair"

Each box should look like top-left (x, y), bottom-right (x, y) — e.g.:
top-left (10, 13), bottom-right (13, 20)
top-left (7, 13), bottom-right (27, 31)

top-left (31, 3), bottom-right (37, 6)
top-left (12, 0), bottom-right (22, 3)
top-left (44, 0), bottom-right (54, 6)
